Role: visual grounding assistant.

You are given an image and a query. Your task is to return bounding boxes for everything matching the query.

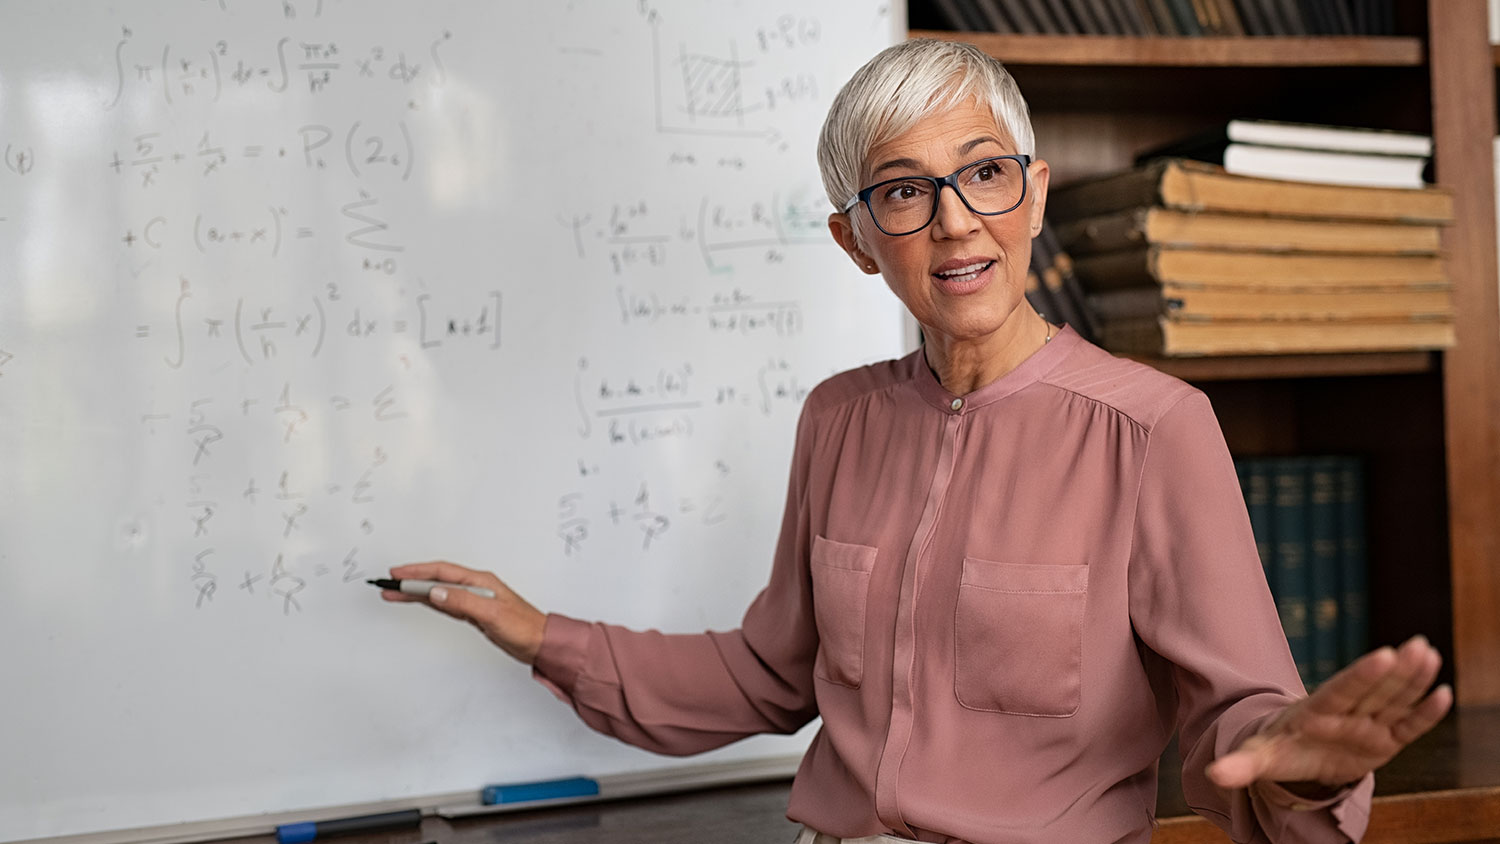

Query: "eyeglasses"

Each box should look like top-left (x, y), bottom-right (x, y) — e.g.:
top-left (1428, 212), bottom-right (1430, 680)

top-left (842, 154), bottom-right (1032, 237)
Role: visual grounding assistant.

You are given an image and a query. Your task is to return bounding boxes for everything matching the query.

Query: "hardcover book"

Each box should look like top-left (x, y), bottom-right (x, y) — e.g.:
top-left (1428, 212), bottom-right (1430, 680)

top-left (1069, 248), bottom-right (1448, 292)
top-left (1048, 159), bottom-right (1453, 224)
top-left (1056, 207), bottom-right (1442, 255)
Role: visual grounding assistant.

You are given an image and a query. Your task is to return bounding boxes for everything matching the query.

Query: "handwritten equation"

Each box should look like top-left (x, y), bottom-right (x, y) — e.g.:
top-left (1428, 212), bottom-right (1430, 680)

top-left (572, 356), bottom-right (810, 446)
top-left (558, 188), bottom-right (829, 276)
top-left (136, 278), bottom-right (500, 369)
top-left (617, 286), bottom-right (803, 338)
top-left (142, 385), bottom-right (396, 613)
top-left (555, 472), bottom-right (732, 557)
top-left (106, 27), bottom-right (451, 107)
top-left (107, 121), bottom-right (414, 188)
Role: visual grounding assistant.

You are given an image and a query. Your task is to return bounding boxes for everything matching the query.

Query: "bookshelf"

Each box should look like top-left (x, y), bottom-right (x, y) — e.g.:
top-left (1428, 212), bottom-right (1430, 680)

top-left (911, 33), bottom-right (1424, 64)
top-left (913, 0), bottom-right (1500, 713)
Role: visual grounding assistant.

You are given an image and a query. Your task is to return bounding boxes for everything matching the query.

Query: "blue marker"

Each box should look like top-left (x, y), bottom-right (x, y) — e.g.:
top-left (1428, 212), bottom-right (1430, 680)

top-left (481, 776), bottom-right (600, 805)
top-left (275, 809), bottom-right (421, 843)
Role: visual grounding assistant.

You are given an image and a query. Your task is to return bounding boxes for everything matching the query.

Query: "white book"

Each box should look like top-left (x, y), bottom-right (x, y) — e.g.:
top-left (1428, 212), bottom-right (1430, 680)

top-left (1221, 144), bottom-right (1427, 189)
top-left (1223, 119), bottom-right (1432, 158)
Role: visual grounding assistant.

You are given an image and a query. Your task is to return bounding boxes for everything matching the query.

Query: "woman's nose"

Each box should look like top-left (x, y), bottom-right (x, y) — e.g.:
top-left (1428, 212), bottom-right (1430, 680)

top-left (930, 184), bottom-right (982, 239)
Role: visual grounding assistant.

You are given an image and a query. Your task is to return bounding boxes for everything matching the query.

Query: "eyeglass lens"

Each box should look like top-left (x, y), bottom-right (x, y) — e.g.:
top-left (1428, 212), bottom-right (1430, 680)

top-left (867, 157), bottom-right (1025, 235)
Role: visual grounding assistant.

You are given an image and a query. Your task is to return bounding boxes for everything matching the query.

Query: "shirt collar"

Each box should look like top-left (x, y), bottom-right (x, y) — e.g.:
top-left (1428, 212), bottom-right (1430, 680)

top-left (907, 324), bottom-right (1079, 413)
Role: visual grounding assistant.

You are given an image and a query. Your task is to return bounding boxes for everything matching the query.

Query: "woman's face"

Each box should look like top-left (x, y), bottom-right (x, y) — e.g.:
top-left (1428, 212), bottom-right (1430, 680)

top-left (828, 97), bottom-right (1049, 348)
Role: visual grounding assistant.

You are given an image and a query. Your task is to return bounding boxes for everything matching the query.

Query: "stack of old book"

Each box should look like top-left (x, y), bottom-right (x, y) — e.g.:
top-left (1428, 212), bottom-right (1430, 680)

top-left (1047, 152), bottom-right (1455, 357)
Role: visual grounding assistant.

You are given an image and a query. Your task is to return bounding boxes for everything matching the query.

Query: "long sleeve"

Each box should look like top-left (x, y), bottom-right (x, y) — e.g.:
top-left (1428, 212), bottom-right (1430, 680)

top-left (1127, 392), bottom-right (1374, 843)
top-left (529, 403), bottom-right (823, 756)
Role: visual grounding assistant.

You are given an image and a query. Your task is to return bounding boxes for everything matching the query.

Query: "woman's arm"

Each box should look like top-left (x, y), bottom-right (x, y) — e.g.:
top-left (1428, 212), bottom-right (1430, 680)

top-left (1127, 391), bottom-right (1446, 841)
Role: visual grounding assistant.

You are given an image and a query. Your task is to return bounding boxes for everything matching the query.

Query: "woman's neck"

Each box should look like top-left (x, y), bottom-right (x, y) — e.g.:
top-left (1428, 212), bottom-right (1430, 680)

top-left (924, 309), bottom-right (1054, 396)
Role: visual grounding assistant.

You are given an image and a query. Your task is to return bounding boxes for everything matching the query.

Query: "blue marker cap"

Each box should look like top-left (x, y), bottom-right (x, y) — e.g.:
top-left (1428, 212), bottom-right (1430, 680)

top-left (276, 822), bottom-right (318, 844)
top-left (481, 776), bottom-right (600, 805)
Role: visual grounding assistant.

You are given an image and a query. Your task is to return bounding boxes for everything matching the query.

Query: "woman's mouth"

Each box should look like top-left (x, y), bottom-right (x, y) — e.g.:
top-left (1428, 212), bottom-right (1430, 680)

top-left (932, 260), bottom-right (995, 293)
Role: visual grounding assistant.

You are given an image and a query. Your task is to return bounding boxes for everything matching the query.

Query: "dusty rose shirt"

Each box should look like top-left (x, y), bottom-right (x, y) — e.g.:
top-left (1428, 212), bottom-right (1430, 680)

top-left (533, 327), bottom-right (1374, 843)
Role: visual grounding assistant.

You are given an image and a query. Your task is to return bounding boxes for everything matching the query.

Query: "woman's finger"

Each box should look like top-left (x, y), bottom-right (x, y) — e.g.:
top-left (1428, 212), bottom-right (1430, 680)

top-left (1390, 685), bottom-right (1453, 746)
top-left (1296, 645), bottom-right (1396, 717)
top-left (1206, 736), bottom-right (1280, 789)
top-left (388, 560), bottom-right (500, 588)
top-left (1374, 645), bottom-right (1443, 725)
top-left (1352, 637), bottom-right (1432, 718)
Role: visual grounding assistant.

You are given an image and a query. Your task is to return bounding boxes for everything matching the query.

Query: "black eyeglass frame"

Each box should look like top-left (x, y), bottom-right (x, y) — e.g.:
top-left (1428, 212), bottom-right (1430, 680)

top-left (841, 154), bottom-right (1034, 237)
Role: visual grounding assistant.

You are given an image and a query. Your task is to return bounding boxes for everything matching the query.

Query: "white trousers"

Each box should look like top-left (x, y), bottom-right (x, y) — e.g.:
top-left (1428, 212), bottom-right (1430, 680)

top-left (795, 826), bottom-right (923, 844)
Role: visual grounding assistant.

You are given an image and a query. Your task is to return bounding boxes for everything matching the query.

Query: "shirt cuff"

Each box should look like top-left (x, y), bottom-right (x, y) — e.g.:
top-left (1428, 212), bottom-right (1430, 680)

top-left (1253, 773), bottom-right (1369, 811)
top-left (530, 612), bottom-right (594, 699)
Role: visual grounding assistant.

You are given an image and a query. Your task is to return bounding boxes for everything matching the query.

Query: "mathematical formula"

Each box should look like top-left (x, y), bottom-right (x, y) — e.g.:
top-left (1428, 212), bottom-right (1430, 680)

top-left (1, 0), bottom-right (878, 620)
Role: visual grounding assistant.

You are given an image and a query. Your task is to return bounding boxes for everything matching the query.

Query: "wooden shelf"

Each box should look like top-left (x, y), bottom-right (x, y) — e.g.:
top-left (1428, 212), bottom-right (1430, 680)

top-left (1127, 351), bottom-right (1437, 382)
top-left (908, 31), bottom-right (1424, 66)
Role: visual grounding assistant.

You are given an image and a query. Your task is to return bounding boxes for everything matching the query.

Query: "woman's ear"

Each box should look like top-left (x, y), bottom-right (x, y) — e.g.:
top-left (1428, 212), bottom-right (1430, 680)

top-left (1027, 158), bottom-right (1051, 237)
top-left (828, 211), bottom-right (880, 274)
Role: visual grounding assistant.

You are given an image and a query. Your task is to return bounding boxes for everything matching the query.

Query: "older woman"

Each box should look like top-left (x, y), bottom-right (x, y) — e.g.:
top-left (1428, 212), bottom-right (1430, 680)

top-left (381, 39), bottom-right (1449, 844)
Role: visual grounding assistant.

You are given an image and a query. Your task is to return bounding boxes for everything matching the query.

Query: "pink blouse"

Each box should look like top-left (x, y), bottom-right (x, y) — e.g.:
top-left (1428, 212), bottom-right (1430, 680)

top-left (533, 327), bottom-right (1374, 843)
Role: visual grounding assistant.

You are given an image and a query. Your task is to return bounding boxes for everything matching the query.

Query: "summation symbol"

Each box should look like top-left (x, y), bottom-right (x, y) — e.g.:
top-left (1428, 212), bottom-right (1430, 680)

top-left (342, 190), bottom-right (404, 252)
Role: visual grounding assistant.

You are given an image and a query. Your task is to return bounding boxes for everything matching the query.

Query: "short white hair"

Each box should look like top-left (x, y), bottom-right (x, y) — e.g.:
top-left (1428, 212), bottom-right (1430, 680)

top-left (816, 39), bottom-right (1035, 210)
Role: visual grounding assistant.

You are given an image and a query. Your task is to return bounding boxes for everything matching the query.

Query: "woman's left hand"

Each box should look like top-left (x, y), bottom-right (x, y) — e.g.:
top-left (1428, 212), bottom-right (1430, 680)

top-left (1207, 634), bottom-right (1453, 792)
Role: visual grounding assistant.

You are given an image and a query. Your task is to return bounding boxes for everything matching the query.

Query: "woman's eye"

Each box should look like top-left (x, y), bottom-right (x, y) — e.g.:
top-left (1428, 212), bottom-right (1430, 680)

top-left (882, 182), bottom-right (926, 202)
top-left (971, 164), bottom-right (997, 182)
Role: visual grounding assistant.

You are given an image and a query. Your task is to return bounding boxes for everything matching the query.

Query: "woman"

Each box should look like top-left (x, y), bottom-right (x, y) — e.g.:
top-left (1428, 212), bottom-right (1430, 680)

top-left (381, 39), bottom-right (1450, 843)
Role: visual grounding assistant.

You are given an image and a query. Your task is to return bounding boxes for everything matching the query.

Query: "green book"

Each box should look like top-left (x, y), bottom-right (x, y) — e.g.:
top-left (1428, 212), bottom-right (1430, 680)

top-left (1271, 458), bottom-right (1312, 686)
top-left (1308, 457), bottom-right (1342, 685)
top-left (1242, 458), bottom-right (1275, 593)
top-left (1339, 457), bottom-right (1369, 667)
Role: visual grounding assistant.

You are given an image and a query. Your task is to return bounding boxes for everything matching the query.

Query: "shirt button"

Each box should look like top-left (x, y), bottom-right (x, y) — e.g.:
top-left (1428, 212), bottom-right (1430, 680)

top-left (950, 398), bottom-right (963, 411)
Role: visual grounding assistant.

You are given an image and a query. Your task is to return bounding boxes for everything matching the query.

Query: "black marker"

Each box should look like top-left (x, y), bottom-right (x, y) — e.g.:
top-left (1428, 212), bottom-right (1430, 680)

top-left (276, 809), bottom-right (421, 842)
top-left (367, 578), bottom-right (497, 599)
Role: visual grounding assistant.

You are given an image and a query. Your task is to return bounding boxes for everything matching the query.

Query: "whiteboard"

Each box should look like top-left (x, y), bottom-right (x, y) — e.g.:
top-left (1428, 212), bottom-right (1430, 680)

top-left (0, 1), bottom-right (904, 839)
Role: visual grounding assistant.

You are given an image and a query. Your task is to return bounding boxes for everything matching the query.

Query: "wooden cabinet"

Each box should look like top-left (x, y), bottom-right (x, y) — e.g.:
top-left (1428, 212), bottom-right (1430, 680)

top-left (912, 0), bottom-right (1500, 710)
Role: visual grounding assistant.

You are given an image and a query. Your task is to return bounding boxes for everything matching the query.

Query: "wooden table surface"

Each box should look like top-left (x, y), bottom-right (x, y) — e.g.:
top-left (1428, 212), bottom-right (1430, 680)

top-left (213, 705), bottom-right (1500, 844)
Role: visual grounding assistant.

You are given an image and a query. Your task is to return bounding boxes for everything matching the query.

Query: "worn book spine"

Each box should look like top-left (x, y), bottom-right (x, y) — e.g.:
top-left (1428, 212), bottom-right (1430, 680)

top-left (1098, 317), bottom-right (1456, 356)
top-left (1338, 457), bottom-right (1369, 667)
top-left (1308, 456), bottom-right (1342, 685)
top-left (1069, 248), bottom-right (1449, 292)
top-left (968, 0), bottom-right (1020, 32)
top-left (1021, 0), bottom-right (1068, 32)
top-left (1273, 0), bottom-right (1308, 33)
top-left (1242, 458), bottom-right (1276, 591)
top-left (1026, 232), bottom-right (1065, 324)
top-left (1272, 458), bottom-right (1313, 687)
top-left (1040, 224), bottom-right (1102, 341)
top-left (929, 0), bottom-right (980, 29)
top-left (1110, 0), bottom-right (1152, 32)
top-left (1164, 0), bottom-right (1204, 33)
top-left (1032, 225), bottom-right (1089, 332)
top-left (1144, 0), bottom-right (1183, 33)
top-left (1088, 285), bottom-right (1454, 323)
top-left (1056, 207), bottom-right (1442, 256)
top-left (1049, 158), bottom-right (1453, 224)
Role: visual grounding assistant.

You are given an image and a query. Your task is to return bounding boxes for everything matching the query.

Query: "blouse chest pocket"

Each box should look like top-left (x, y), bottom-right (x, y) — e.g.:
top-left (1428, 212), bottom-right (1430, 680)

top-left (810, 535), bottom-right (877, 689)
top-left (954, 557), bottom-right (1089, 717)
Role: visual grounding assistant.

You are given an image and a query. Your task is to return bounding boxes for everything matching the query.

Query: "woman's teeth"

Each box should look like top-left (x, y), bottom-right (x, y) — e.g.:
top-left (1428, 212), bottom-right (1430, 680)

top-left (936, 261), bottom-right (991, 282)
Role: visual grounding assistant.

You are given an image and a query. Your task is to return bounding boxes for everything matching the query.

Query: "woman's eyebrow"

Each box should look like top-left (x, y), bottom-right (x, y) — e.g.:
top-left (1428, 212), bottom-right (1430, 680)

top-left (869, 136), bottom-right (1010, 178)
top-left (959, 135), bottom-right (1007, 156)
top-left (870, 156), bottom-right (922, 177)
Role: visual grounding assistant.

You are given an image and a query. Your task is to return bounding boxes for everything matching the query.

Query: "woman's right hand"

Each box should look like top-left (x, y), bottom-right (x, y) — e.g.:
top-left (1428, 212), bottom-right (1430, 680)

top-left (380, 560), bottom-right (547, 665)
